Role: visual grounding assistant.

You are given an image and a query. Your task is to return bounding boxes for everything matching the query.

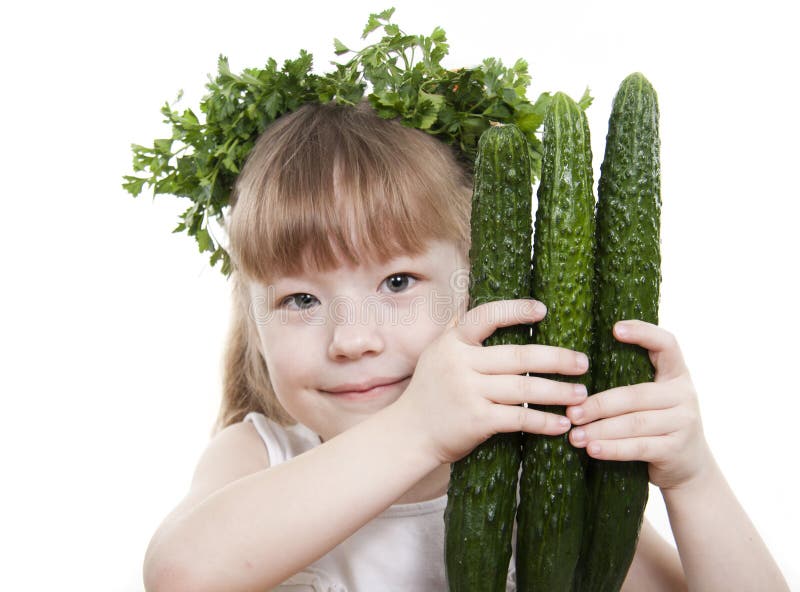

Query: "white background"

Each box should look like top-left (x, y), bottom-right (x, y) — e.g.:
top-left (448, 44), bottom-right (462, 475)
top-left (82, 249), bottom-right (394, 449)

top-left (2, 1), bottom-right (797, 589)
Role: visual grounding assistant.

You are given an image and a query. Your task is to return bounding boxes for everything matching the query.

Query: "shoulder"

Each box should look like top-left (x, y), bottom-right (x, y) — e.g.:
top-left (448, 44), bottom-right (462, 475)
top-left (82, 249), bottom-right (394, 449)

top-left (191, 420), bottom-right (271, 492)
top-left (621, 518), bottom-right (687, 592)
top-left (143, 420), bottom-right (272, 585)
top-left (169, 420), bottom-right (271, 522)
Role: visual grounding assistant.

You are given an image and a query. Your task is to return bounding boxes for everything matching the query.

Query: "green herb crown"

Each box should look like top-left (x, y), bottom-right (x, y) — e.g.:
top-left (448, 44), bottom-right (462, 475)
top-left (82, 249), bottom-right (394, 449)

top-left (123, 7), bottom-right (591, 276)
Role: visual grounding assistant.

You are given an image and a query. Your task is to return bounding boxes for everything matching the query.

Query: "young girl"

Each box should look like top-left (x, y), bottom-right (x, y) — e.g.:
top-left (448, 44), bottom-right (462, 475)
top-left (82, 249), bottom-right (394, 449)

top-left (142, 100), bottom-right (788, 591)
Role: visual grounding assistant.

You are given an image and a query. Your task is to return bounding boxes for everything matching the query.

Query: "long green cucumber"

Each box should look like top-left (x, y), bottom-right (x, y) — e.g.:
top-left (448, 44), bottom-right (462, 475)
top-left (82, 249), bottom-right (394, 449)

top-left (516, 92), bottom-right (595, 591)
top-left (572, 72), bottom-right (661, 592)
top-left (444, 123), bottom-right (531, 592)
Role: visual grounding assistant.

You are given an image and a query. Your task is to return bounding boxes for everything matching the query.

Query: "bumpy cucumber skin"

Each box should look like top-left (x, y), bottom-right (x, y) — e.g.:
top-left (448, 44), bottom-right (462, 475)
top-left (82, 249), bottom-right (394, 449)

top-left (516, 92), bottom-right (595, 592)
top-left (572, 72), bottom-right (661, 592)
top-left (444, 124), bottom-right (531, 592)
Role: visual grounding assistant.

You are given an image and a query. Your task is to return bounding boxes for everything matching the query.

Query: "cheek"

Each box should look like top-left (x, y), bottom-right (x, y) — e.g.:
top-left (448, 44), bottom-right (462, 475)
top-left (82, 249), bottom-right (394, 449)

top-left (421, 280), bottom-right (467, 330)
top-left (259, 323), bottom-right (322, 384)
top-left (397, 309), bottom-right (451, 358)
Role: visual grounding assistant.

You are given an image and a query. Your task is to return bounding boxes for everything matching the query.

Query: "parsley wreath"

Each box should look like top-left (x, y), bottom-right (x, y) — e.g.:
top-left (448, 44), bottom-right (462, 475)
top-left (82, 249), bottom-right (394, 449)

top-left (123, 7), bottom-right (591, 276)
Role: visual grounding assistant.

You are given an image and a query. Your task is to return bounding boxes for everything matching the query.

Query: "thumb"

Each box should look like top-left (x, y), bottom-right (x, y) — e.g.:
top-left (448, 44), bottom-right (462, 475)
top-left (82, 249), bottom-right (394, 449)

top-left (456, 299), bottom-right (546, 346)
top-left (614, 320), bottom-right (688, 381)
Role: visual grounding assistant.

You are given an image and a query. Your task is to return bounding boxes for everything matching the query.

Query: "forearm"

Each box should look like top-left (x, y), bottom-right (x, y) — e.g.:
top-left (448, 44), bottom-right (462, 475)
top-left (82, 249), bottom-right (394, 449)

top-left (153, 401), bottom-right (439, 592)
top-left (661, 452), bottom-right (789, 591)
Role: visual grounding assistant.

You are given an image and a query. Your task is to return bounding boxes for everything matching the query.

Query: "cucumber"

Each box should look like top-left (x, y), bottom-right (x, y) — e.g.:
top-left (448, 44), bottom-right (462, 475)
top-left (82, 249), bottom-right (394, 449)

top-left (444, 123), bottom-right (532, 592)
top-left (516, 92), bottom-right (595, 591)
top-left (572, 72), bottom-right (661, 592)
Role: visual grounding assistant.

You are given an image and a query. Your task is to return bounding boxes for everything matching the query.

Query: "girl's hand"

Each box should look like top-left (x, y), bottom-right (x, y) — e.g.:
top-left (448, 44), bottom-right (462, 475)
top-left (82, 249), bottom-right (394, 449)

top-left (396, 299), bottom-right (589, 465)
top-left (566, 319), bottom-right (713, 490)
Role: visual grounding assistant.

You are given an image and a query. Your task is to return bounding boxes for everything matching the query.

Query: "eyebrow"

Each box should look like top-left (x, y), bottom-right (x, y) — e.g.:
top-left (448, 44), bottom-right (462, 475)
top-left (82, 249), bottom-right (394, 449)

top-left (270, 253), bottom-right (431, 288)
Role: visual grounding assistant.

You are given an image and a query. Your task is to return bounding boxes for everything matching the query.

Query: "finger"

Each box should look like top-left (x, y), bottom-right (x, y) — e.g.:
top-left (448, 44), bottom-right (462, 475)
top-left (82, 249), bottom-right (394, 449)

top-left (567, 381), bottom-right (676, 425)
top-left (584, 435), bottom-right (673, 463)
top-left (455, 299), bottom-right (546, 345)
top-left (569, 410), bottom-right (682, 448)
top-left (470, 343), bottom-right (590, 377)
top-left (613, 320), bottom-right (688, 381)
top-left (490, 404), bottom-right (572, 436)
top-left (481, 374), bottom-right (588, 406)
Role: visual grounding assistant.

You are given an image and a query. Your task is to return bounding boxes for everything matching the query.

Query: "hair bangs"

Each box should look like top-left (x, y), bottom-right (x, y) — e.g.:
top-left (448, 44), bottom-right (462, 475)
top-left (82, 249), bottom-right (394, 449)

top-left (227, 100), bottom-right (472, 285)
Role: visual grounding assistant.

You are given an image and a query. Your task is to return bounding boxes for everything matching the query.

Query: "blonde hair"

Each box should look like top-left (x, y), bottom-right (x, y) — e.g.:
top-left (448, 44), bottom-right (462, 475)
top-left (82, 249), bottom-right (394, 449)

top-left (213, 100), bottom-right (473, 434)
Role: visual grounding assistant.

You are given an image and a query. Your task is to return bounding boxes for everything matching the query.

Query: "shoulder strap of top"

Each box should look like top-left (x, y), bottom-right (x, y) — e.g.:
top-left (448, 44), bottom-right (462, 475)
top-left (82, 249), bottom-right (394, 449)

top-left (243, 411), bottom-right (291, 466)
top-left (243, 412), bottom-right (321, 466)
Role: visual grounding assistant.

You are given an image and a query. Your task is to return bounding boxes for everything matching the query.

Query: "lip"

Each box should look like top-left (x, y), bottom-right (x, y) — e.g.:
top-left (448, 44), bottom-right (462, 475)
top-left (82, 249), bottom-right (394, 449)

top-left (322, 376), bottom-right (410, 400)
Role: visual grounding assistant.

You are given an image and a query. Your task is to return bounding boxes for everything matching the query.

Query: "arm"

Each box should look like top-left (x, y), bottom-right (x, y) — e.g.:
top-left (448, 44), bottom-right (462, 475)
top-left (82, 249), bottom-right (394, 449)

top-left (661, 453), bottom-right (788, 591)
top-left (146, 299), bottom-right (584, 592)
top-left (145, 401), bottom-right (440, 592)
top-left (622, 519), bottom-right (686, 592)
top-left (567, 320), bottom-right (789, 591)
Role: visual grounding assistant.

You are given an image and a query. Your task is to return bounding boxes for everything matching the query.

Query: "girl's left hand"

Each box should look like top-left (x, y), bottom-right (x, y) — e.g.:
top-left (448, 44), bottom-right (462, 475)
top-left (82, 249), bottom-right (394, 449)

top-left (566, 319), bottom-right (714, 491)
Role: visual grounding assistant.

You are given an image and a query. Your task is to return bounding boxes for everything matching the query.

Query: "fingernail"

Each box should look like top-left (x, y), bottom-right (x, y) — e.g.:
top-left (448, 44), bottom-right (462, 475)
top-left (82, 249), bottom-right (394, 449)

top-left (588, 443), bottom-right (601, 455)
top-left (559, 416), bottom-right (571, 428)
top-left (574, 383), bottom-right (587, 397)
top-left (528, 300), bottom-right (546, 316)
top-left (577, 353), bottom-right (589, 371)
top-left (571, 406), bottom-right (584, 421)
top-left (615, 322), bottom-right (628, 337)
top-left (572, 428), bottom-right (585, 442)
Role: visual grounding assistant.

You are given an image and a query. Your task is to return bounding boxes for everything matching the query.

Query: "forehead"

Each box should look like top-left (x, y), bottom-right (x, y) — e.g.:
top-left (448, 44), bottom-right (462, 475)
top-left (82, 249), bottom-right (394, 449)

top-left (262, 239), bottom-right (466, 287)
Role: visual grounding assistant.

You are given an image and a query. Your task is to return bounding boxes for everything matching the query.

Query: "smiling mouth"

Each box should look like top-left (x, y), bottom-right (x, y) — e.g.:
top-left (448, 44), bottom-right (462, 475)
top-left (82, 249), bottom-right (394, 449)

top-left (323, 376), bottom-right (411, 400)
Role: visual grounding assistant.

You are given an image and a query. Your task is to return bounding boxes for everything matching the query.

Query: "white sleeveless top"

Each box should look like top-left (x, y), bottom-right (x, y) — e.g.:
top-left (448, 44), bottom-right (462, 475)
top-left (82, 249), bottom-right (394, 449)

top-left (243, 412), bottom-right (517, 591)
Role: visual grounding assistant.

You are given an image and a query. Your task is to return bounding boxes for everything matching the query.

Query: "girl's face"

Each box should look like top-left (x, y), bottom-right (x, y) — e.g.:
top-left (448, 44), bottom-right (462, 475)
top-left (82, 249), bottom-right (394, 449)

top-left (248, 239), bottom-right (469, 442)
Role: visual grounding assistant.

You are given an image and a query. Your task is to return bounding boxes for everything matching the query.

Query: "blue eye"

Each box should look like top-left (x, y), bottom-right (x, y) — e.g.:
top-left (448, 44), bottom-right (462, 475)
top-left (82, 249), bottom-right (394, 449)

top-left (384, 273), bottom-right (418, 293)
top-left (281, 293), bottom-right (319, 310)
top-left (279, 274), bottom-right (418, 311)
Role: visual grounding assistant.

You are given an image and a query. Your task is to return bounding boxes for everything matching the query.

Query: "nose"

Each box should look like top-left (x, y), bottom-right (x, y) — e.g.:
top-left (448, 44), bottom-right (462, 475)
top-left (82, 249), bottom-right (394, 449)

top-left (326, 297), bottom-right (386, 360)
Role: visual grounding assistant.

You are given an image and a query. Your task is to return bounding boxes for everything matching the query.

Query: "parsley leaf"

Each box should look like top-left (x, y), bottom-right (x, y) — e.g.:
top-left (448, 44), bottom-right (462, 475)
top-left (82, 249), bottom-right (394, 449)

top-left (123, 7), bottom-right (590, 276)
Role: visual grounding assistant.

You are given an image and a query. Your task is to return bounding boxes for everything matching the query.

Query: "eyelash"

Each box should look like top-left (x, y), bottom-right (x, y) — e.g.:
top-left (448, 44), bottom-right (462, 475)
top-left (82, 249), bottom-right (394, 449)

top-left (278, 273), bottom-right (420, 311)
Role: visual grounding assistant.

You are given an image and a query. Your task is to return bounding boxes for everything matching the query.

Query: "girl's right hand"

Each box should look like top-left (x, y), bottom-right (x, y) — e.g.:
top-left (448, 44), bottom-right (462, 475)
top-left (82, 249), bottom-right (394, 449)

top-left (395, 298), bottom-right (589, 465)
